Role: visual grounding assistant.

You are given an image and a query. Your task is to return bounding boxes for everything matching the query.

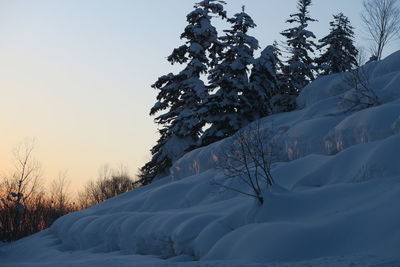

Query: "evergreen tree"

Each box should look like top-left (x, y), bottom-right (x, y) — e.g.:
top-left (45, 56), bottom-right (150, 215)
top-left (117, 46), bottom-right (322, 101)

top-left (138, 128), bottom-right (172, 185)
top-left (140, 0), bottom-right (226, 184)
top-left (316, 13), bottom-right (358, 75)
top-left (271, 41), bottom-right (298, 113)
top-left (280, 0), bottom-right (317, 99)
top-left (244, 45), bottom-right (280, 121)
top-left (200, 6), bottom-right (259, 146)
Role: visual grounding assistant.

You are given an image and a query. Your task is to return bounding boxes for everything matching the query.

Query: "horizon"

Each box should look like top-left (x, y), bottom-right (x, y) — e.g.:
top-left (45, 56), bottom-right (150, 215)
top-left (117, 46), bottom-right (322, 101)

top-left (1, 0), bottom-right (398, 194)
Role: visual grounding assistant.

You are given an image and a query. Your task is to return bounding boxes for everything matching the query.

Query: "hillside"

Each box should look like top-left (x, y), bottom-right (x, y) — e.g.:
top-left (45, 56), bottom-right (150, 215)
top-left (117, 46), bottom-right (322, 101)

top-left (1, 51), bottom-right (400, 267)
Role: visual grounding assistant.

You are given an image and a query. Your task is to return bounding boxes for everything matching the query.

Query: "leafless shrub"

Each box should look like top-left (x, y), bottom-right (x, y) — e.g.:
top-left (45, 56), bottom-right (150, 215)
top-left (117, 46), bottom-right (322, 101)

top-left (339, 67), bottom-right (380, 112)
top-left (0, 139), bottom-right (78, 242)
top-left (78, 164), bottom-right (139, 208)
top-left (213, 122), bottom-right (275, 205)
top-left (0, 189), bottom-right (78, 242)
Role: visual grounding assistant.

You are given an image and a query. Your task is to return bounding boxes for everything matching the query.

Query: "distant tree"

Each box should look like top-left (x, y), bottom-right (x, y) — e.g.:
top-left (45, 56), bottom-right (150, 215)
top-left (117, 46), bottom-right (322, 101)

top-left (79, 165), bottom-right (138, 208)
top-left (361, 0), bottom-right (400, 60)
top-left (0, 140), bottom-right (79, 242)
top-left (316, 13), bottom-right (359, 75)
top-left (244, 45), bottom-right (280, 120)
top-left (1, 139), bottom-right (41, 241)
top-left (0, 139), bottom-right (43, 240)
top-left (280, 0), bottom-right (317, 104)
top-left (49, 171), bottom-right (71, 214)
top-left (140, 0), bottom-right (227, 184)
top-left (270, 41), bottom-right (298, 113)
top-left (200, 6), bottom-right (259, 146)
top-left (5, 139), bottom-right (43, 202)
top-left (356, 46), bottom-right (369, 66)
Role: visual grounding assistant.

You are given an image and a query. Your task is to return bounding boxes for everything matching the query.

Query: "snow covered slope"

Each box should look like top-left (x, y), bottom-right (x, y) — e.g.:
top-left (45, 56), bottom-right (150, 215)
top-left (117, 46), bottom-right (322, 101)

top-left (2, 51), bottom-right (400, 267)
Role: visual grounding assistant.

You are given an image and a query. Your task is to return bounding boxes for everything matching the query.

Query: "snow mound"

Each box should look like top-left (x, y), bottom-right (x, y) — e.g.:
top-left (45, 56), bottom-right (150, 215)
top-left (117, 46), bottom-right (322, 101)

top-left (1, 51), bottom-right (400, 267)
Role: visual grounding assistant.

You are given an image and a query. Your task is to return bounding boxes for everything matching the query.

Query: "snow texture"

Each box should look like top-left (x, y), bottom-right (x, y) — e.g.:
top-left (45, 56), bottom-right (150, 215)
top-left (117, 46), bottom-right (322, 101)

top-left (2, 51), bottom-right (400, 266)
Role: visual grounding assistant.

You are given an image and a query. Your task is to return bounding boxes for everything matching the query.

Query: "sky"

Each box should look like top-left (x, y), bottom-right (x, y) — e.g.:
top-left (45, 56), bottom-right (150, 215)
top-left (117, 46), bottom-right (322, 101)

top-left (0, 0), bottom-right (398, 193)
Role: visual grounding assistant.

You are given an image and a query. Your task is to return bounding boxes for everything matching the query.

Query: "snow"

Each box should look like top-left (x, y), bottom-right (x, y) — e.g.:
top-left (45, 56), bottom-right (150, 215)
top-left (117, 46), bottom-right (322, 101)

top-left (2, 51), bottom-right (400, 266)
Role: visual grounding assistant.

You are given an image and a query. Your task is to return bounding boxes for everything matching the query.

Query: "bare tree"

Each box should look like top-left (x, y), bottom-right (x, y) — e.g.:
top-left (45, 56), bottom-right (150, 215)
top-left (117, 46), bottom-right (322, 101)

top-left (78, 164), bottom-right (138, 208)
top-left (339, 66), bottom-right (380, 112)
top-left (49, 171), bottom-right (71, 212)
top-left (7, 139), bottom-right (42, 201)
top-left (0, 140), bottom-right (80, 242)
top-left (214, 122), bottom-right (275, 205)
top-left (361, 0), bottom-right (400, 60)
top-left (0, 138), bottom-right (43, 241)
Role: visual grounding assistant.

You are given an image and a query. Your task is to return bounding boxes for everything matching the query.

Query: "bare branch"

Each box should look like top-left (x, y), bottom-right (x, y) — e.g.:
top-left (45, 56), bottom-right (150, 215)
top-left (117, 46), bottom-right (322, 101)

top-left (215, 121), bottom-right (276, 205)
top-left (361, 0), bottom-right (400, 60)
top-left (339, 66), bottom-right (380, 112)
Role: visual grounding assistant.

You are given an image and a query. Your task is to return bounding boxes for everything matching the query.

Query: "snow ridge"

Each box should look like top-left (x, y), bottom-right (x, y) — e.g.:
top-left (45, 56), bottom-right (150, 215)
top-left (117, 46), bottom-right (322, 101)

top-left (1, 51), bottom-right (400, 267)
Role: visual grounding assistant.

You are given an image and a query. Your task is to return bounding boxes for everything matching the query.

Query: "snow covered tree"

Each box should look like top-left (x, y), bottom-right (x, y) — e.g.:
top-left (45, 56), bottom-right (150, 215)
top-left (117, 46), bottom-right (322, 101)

top-left (200, 7), bottom-right (259, 146)
top-left (316, 13), bottom-right (358, 75)
top-left (138, 129), bottom-right (171, 185)
top-left (266, 41), bottom-right (298, 113)
top-left (139, 0), bottom-right (227, 184)
top-left (280, 0), bottom-right (317, 99)
top-left (243, 45), bottom-right (279, 121)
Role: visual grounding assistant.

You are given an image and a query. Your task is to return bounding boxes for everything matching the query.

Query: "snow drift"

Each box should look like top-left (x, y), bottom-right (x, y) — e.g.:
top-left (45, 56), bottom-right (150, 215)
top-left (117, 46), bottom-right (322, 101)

top-left (2, 51), bottom-right (400, 267)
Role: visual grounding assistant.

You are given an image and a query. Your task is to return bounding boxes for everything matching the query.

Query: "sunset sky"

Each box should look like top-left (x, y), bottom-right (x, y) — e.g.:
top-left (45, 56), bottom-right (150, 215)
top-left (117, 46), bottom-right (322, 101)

top-left (0, 0), bottom-right (398, 193)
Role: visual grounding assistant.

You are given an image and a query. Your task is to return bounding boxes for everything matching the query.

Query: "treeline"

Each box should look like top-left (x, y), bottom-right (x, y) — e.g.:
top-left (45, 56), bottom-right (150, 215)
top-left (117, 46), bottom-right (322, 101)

top-left (2, 0), bottom-right (398, 243)
top-left (139, 0), bottom-right (400, 185)
top-left (0, 140), bottom-right (138, 242)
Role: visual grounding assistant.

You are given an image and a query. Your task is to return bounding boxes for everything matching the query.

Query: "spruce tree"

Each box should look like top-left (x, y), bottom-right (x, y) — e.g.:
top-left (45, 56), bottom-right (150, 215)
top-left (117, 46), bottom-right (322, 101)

top-left (316, 13), bottom-right (358, 75)
top-left (244, 45), bottom-right (280, 121)
top-left (271, 41), bottom-right (298, 113)
top-left (280, 0), bottom-right (317, 100)
top-left (140, 0), bottom-right (226, 184)
top-left (200, 6), bottom-right (259, 146)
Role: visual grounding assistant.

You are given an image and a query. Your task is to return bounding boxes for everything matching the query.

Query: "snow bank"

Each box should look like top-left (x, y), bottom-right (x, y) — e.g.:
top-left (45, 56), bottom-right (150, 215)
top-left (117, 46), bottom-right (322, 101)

top-left (172, 50), bottom-right (400, 180)
top-left (2, 51), bottom-right (400, 267)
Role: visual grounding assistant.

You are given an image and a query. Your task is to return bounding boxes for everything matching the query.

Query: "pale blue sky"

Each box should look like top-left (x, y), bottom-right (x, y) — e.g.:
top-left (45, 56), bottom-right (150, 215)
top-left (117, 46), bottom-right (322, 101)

top-left (0, 0), bottom-right (398, 192)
